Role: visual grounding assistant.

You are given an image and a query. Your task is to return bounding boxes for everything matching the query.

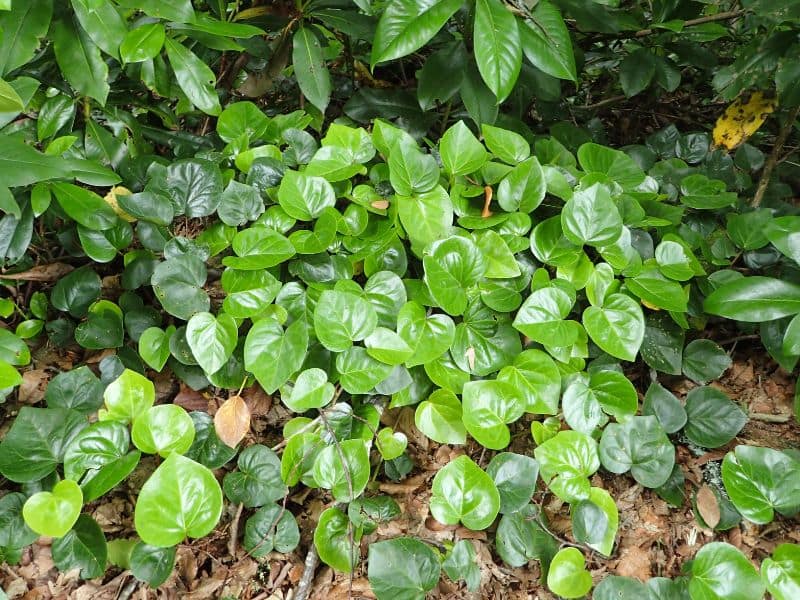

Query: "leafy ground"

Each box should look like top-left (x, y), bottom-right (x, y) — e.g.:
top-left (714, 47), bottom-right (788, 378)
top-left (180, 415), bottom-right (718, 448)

top-left (2, 336), bottom-right (797, 598)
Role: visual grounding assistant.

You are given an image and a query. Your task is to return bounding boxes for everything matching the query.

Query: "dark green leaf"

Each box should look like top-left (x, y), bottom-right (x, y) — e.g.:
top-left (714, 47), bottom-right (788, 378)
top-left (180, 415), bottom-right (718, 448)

top-left (51, 514), bottom-right (106, 579)
top-left (368, 538), bottom-right (441, 600)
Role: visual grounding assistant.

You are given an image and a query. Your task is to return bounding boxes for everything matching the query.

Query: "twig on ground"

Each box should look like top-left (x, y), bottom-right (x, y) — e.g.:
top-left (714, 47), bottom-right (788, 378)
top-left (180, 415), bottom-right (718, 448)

top-left (753, 104), bottom-right (800, 207)
top-left (228, 502), bottom-right (244, 558)
top-left (749, 412), bottom-right (792, 423)
top-left (573, 94), bottom-right (627, 110)
top-left (294, 539), bottom-right (320, 600)
top-left (116, 578), bottom-right (138, 600)
top-left (717, 334), bottom-right (760, 346)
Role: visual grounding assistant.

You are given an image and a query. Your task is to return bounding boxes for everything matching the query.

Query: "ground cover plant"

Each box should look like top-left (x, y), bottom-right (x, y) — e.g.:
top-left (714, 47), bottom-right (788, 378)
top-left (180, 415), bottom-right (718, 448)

top-left (0, 0), bottom-right (799, 598)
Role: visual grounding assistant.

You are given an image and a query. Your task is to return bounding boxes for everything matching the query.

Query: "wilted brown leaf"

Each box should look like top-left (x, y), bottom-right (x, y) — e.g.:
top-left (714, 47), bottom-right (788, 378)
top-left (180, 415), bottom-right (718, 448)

top-left (18, 369), bottom-right (50, 404)
top-left (215, 395), bottom-right (251, 448)
top-left (174, 384), bottom-right (208, 412)
top-left (696, 485), bottom-right (721, 528)
top-left (0, 263), bottom-right (74, 281)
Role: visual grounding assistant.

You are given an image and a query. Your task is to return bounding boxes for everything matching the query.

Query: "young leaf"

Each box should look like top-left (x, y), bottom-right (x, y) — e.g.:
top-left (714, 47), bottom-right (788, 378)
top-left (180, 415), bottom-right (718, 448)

top-left (439, 121), bottom-right (487, 176)
top-left (534, 430), bottom-right (600, 502)
top-left (461, 379), bottom-right (524, 449)
top-left (134, 454), bottom-right (223, 547)
top-left (120, 23), bottom-right (165, 63)
top-left (312, 439), bottom-right (371, 502)
top-left (186, 312), bottom-right (238, 375)
top-left (22, 479), bottom-right (83, 538)
top-left (547, 547), bottom-right (592, 598)
top-left (582, 293), bottom-right (644, 362)
top-left (314, 506), bottom-right (358, 572)
top-left (131, 404), bottom-right (195, 457)
top-left (414, 388), bottom-right (467, 445)
top-left (429, 455), bottom-right (500, 530)
top-left (101, 369), bottom-right (155, 424)
top-left (244, 319), bottom-right (308, 394)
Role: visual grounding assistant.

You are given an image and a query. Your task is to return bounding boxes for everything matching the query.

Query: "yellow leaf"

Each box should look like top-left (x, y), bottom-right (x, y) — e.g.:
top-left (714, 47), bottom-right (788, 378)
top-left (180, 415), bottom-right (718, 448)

top-left (103, 186), bottom-right (136, 223)
top-left (712, 91), bottom-right (777, 151)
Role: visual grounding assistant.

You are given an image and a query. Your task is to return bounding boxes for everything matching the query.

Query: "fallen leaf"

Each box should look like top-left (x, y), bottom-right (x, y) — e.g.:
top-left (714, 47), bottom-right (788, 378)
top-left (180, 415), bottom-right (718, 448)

top-left (174, 384), bottom-right (209, 412)
top-left (215, 395), bottom-right (251, 448)
top-left (18, 369), bottom-right (50, 404)
top-left (696, 485), bottom-right (721, 528)
top-left (241, 383), bottom-right (271, 417)
top-left (0, 263), bottom-right (74, 281)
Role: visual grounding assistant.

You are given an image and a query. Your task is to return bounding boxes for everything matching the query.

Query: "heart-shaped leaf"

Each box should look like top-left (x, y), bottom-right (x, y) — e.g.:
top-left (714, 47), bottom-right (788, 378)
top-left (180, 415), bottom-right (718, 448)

top-left (134, 453), bottom-right (223, 547)
top-left (132, 404), bottom-right (195, 457)
top-left (223, 444), bottom-right (287, 507)
top-left (23, 479), bottom-right (83, 538)
top-left (689, 542), bottom-right (764, 600)
top-left (547, 547), bottom-right (593, 598)
top-left (100, 369), bottom-right (155, 424)
top-left (429, 455), bottom-right (500, 530)
top-left (186, 312), bottom-right (238, 375)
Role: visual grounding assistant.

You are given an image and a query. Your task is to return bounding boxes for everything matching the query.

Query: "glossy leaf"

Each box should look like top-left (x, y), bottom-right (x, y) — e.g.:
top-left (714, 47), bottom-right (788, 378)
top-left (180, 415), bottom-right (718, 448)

top-left (547, 547), bottom-right (592, 599)
top-left (23, 480), bottom-right (83, 538)
top-left (430, 455), bottom-right (500, 530)
top-left (721, 446), bottom-right (800, 524)
top-left (371, 0), bottom-right (462, 66)
top-left (762, 543), bottom-right (800, 600)
top-left (474, 0), bottom-right (522, 103)
top-left (51, 514), bottom-right (106, 579)
top-left (131, 404), bottom-right (195, 457)
top-left (689, 542), bottom-right (764, 600)
top-left (684, 386), bottom-right (747, 448)
top-left (135, 454), bottom-right (223, 547)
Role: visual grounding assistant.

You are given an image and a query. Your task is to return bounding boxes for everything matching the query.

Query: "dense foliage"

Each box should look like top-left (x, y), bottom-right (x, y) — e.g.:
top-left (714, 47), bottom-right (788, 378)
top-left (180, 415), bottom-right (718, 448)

top-left (0, 0), bottom-right (799, 598)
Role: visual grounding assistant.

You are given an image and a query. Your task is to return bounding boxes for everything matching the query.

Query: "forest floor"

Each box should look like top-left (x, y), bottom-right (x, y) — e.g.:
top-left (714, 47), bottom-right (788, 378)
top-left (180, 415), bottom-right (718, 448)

top-left (2, 336), bottom-right (799, 599)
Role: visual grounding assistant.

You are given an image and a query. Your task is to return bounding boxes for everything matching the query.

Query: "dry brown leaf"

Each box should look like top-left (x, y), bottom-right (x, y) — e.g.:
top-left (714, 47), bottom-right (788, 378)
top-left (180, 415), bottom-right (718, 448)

top-left (696, 485), bottom-right (721, 528)
top-left (18, 370), bottom-right (50, 404)
top-left (0, 263), bottom-right (74, 281)
top-left (241, 383), bottom-right (271, 417)
top-left (173, 385), bottom-right (208, 412)
top-left (214, 395), bottom-right (251, 448)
